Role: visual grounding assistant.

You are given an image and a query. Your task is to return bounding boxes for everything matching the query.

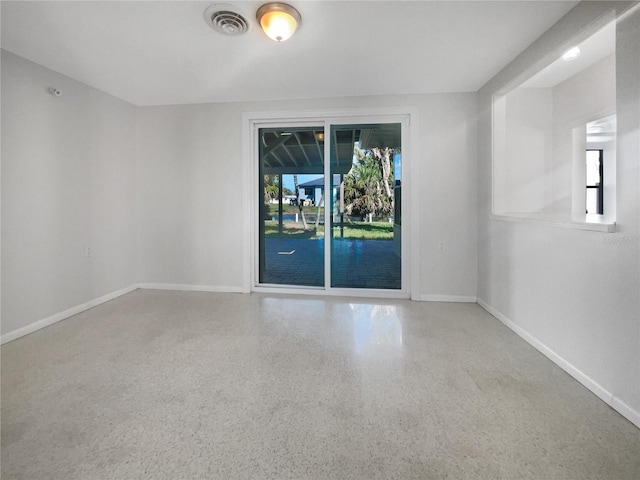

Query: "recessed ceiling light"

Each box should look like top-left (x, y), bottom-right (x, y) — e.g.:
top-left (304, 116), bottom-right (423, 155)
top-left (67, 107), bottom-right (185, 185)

top-left (562, 46), bottom-right (581, 61)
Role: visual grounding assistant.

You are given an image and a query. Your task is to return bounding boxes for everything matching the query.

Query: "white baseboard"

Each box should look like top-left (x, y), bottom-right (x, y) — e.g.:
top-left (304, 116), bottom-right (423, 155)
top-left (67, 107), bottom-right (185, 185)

top-left (137, 283), bottom-right (243, 294)
top-left (5, 285), bottom-right (637, 429)
top-left (1, 285), bottom-right (138, 345)
top-left (611, 397), bottom-right (640, 428)
top-left (477, 298), bottom-right (640, 429)
top-left (418, 294), bottom-right (478, 303)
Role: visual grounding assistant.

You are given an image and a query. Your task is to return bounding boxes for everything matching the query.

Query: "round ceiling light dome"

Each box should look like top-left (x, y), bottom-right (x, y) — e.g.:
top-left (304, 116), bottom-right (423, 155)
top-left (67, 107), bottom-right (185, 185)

top-left (204, 4), bottom-right (250, 36)
top-left (256, 3), bottom-right (301, 42)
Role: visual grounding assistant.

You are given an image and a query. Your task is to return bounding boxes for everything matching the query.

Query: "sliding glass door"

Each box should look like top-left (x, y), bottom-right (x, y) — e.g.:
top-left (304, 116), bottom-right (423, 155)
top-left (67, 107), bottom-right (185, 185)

top-left (258, 126), bottom-right (325, 287)
top-left (257, 121), bottom-right (403, 292)
top-left (329, 123), bottom-right (402, 289)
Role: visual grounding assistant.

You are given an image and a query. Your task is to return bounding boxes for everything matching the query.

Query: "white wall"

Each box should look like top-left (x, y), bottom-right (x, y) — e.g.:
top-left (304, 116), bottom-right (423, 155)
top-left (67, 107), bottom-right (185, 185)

top-left (1, 50), bottom-right (479, 338)
top-left (478, 2), bottom-right (639, 427)
top-left (1, 50), bottom-right (138, 336)
top-left (494, 87), bottom-right (553, 214)
top-left (135, 94), bottom-right (478, 299)
top-left (135, 102), bottom-right (246, 289)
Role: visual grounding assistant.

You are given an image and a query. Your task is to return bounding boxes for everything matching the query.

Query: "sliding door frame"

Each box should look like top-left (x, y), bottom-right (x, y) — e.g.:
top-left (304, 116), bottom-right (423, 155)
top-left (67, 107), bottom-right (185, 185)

top-left (242, 107), bottom-right (420, 300)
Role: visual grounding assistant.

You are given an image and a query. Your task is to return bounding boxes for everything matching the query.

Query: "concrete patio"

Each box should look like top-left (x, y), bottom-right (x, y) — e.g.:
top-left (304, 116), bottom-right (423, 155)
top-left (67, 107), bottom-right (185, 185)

top-left (262, 237), bottom-right (401, 289)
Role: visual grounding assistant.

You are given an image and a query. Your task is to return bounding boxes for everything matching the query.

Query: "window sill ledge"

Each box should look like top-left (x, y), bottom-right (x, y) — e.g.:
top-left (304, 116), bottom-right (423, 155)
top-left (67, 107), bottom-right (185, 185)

top-left (491, 213), bottom-right (616, 233)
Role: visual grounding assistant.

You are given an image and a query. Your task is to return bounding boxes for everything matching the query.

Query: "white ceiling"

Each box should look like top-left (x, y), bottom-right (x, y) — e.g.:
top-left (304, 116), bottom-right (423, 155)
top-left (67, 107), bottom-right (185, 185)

top-left (1, 0), bottom-right (580, 106)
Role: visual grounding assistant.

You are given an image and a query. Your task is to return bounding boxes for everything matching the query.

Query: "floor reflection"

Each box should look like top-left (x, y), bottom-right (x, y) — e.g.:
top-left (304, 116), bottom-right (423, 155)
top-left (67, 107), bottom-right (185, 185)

top-left (348, 303), bottom-right (402, 354)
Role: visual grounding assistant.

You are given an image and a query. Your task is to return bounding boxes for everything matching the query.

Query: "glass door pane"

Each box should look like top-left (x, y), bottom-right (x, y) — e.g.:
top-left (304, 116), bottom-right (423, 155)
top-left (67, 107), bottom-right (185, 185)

top-left (329, 124), bottom-right (402, 289)
top-left (258, 127), bottom-right (325, 287)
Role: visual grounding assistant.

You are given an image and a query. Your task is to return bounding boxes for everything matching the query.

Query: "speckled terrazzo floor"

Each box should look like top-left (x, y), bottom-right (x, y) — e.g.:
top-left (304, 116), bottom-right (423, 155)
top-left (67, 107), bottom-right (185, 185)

top-left (2, 289), bottom-right (639, 480)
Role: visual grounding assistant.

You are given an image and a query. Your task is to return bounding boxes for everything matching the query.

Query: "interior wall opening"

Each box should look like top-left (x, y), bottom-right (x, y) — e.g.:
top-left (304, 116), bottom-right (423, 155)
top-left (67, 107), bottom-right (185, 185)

top-left (492, 19), bottom-right (617, 226)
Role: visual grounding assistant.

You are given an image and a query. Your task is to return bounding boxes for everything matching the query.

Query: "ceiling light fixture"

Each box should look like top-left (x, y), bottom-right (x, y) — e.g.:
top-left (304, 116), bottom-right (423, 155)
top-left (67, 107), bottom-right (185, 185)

top-left (562, 46), bottom-right (581, 61)
top-left (256, 3), bottom-right (301, 42)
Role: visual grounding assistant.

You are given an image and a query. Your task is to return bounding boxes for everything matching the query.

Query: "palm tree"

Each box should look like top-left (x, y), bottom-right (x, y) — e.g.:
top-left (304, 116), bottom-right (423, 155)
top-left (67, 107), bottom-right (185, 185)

top-left (370, 147), bottom-right (393, 198)
top-left (263, 175), bottom-right (293, 203)
top-left (293, 174), bottom-right (308, 229)
top-left (343, 148), bottom-right (394, 221)
top-left (261, 174), bottom-right (278, 225)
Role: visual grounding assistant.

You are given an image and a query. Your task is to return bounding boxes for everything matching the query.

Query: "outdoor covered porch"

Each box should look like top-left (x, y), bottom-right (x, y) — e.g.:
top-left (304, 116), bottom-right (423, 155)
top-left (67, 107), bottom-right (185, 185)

top-left (263, 237), bottom-right (401, 289)
top-left (259, 123), bottom-right (402, 290)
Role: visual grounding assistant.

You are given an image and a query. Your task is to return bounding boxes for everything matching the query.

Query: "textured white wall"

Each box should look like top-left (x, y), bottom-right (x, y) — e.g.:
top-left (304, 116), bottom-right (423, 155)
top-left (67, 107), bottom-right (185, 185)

top-left (478, 3), bottom-right (639, 426)
top-left (2, 51), bottom-right (478, 336)
top-left (134, 94), bottom-right (478, 299)
top-left (498, 87), bottom-right (554, 214)
top-left (135, 102), bottom-right (246, 289)
top-left (1, 50), bottom-right (138, 335)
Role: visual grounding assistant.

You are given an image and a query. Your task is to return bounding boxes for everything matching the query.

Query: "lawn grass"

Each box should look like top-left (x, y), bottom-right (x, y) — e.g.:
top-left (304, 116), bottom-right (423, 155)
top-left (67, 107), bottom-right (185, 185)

top-left (264, 220), bottom-right (394, 240)
top-left (332, 223), bottom-right (394, 240)
top-left (265, 204), bottom-right (319, 216)
top-left (264, 222), bottom-right (323, 238)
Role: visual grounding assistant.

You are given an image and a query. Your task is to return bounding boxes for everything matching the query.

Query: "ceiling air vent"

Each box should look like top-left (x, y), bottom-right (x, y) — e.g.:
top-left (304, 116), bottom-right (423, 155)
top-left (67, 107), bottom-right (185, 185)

top-left (204, 4), bottom-right (250, 36)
